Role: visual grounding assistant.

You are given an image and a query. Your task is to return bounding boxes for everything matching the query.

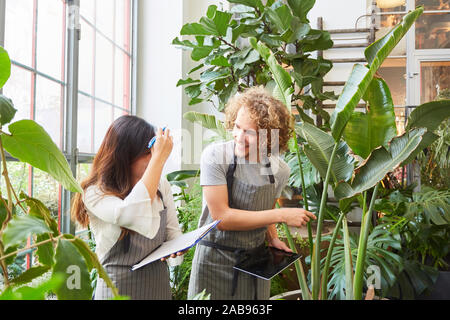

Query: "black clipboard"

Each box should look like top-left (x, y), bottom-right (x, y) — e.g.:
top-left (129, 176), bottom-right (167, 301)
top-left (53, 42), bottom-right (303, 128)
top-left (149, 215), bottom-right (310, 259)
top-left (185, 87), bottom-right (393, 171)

top-left (233, 246), bottom-right (301, 280)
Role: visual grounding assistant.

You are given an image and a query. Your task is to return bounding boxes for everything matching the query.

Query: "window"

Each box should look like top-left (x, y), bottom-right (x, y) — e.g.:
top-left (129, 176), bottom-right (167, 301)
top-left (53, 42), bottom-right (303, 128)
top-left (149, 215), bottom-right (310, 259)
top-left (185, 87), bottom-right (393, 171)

top-left (79, 0), bottom-right (133, 153)
top-left (0, 0), bottom-right (136, 243)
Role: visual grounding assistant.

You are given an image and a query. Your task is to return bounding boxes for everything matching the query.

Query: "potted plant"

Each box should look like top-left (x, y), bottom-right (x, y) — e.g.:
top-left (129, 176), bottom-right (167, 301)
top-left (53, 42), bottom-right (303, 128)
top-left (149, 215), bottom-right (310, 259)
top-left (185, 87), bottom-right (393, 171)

top-left (0, 46), bottom-right (122, 300)
top-left (376, 186), bottom-right (449, 299)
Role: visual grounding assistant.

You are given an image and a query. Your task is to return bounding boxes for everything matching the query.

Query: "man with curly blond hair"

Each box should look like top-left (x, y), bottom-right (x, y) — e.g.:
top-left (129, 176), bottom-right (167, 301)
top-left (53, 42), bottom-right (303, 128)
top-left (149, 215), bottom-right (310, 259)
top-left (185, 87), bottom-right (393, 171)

top-left (188, 86), bottom-right (315, 300)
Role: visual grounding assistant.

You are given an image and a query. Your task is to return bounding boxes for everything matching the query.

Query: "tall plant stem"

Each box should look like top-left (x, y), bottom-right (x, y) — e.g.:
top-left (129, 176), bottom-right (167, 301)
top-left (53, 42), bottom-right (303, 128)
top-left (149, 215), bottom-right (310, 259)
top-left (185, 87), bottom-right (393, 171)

top-left (292, 134), bottom-right (313, 252)
top-left (311, 142), bottom-right (340, 299)
top-left (0, 132), bottom-right (14, 286)
top-left (353, 183), bottom-right (380, 300)
top-left (320, 211), bottom-right (345, 300)
top-left (0, 135), bottom-right (14, 229)
top-left (280, 221), bottom-right (311, 300)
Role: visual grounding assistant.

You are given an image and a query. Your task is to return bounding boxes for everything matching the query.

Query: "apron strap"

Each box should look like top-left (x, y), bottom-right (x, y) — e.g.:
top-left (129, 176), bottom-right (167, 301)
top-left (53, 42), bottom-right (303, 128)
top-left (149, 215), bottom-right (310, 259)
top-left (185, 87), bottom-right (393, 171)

top-left (226, 155), bottom-right (238, 207)
top-left (226, 155), bottom-right (276, 206)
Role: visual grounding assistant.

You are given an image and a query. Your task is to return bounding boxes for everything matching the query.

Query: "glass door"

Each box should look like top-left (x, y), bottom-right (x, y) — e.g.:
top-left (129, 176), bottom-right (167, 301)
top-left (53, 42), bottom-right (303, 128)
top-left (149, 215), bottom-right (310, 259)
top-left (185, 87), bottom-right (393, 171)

top-left (409, 55), bottom-right (450, 105)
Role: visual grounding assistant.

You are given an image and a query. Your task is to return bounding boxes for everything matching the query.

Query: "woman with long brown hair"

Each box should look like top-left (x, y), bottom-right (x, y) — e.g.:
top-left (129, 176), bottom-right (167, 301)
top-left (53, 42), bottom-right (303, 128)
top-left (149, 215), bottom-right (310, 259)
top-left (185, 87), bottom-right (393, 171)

top-left (72, 115), bottom-right (183, 300)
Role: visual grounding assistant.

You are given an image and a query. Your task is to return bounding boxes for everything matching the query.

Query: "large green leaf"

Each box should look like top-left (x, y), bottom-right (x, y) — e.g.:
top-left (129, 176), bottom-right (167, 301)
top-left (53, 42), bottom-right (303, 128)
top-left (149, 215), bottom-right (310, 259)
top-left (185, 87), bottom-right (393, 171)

top-left (0, 46), bottom-right (11, 90)
top-left (183, 111), bottom-right (232, 141)
top-left (63, 234), bottom-right (121, 298)
top-left (343, 77), bottom-right (397, 158)
top-left (365, 7), bottom-right (423, 66)
top-left (287, 0), bottom-right (316, 23)
top-left (330, 7), bottom-right (423, 141)
top-left (402, 99), bottom-right (450, 165)
top-left (0, 273), bottom-right (65, 300)
top-left (406, 99), bottom-right (450, 132)
top-left (10, 265), bottom-right (51, 286)
top-left (334, 128), bottom-right (427, 199)
top-left (300, 29), bottom-right (333, 52)
top-left (52, 239), bottom-right (93, 300)
top-left (265, 5), bottom-right (293, 32)
top-left (249, 37), bottom-right (293, 110)
top-left (20, 192), bottom-right (59, 235)
top-left (36, 233), bottom-right (55, 267)
top-left (295, 122), bottom-right (355, 185)
top-left (1, 120), bottom-right (82, 193)
top-left (2, 214), bottom-right (52, 250)
top-left (0, 95), bottom-right (17, 126)
top-left (407, 187), bottom-right (450, 225)
top-left (199, 10), bottom-right (232, 37)
top-left (228, 0), bottom-right (264, 12)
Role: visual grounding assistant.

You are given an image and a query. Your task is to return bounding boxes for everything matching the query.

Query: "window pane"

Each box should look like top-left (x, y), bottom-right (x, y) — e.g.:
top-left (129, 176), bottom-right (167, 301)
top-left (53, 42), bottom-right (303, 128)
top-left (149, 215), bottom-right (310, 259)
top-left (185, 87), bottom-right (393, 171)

top-left (113, 107), bottom-right (128, 121)
top-left (94, 101), bottom-right (113, 152)
top-left (378, 58), bottom-right (406, 107)
top-left (36, 0), bottom-right (64, 80)
top-left (115, 0), bottom-right (125, 49)
top-left (35, 76), bottom-right (62, 147)
top-left (78, 94), bottom-right (93, 153)
top-left (77, 163), bottom-right (92, 184)
top-left (1, 162), bottom-right (29, 198)
top-left (2, 65), bottom-right (32, 124)
top-left (80, 0), bottom-right (96, 24)
top-left (4, 0), bottom-right (34, 67)
top-left (416, 0), bottom-right (450, 10)
top-left (96, 0), bottom-right (114, 40)
top-left (95, 34), bottom-right (114, 103)
top-left (420, 60), bottom-right (450, 103)
top-left (115, 50), bottom-right (124, 108)
top-left (415, 12), bottom-right (450, 49)
top-left (79, 20), bottom-right (94, 94)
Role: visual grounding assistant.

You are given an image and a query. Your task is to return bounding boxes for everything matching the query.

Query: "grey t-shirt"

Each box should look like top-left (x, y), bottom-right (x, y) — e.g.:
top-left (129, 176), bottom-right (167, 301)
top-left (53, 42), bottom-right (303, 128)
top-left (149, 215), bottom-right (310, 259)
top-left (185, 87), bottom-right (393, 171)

top-left (200, 140), bottom-right (291, 199)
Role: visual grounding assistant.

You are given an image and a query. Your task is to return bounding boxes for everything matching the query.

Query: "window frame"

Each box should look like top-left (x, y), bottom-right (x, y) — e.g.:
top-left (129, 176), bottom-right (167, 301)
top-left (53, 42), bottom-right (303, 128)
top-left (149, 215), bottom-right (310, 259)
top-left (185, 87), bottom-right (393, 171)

top-left (0, 0), bottom-right (138, 237)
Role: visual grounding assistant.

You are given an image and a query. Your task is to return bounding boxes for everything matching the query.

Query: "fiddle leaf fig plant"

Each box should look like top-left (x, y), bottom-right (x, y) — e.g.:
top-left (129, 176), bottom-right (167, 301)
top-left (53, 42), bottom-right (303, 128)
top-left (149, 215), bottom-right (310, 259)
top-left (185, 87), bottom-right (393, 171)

top-left (0, 46), bottom-right (121, 300)
top-left (174, 0), bottom-right (336, 128)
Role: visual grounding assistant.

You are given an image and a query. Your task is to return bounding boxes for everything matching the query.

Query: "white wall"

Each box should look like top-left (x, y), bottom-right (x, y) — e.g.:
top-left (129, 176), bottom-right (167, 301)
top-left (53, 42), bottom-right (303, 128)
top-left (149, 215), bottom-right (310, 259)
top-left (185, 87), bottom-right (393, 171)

top-left (136, 0), bottom-right (226, 174)
top-left (309, 0), bottom-right (371, 103)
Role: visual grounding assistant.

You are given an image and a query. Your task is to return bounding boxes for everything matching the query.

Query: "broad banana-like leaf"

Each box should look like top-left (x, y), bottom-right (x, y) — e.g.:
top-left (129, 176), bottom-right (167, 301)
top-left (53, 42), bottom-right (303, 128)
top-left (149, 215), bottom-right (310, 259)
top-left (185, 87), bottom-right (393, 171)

top-left (183, 111), bottom-right (232, 141)
top-left (295, 122), bottom-right (355, 184)
top-left (249, 37), bottom-right (294, 110)
top-left (343, 77), bottom-right (397, 159)
top-left (406, 99), bottom-right (450, 132)
top-left (334, 128), bottom-right (427, 199)
top-left (330, 7), bottom-right (423, 141)
top-left (0, 46), bottom-right (11, 90)
top-left (402, 99), bottom-right (450, 165)
top-left (1, 120), bottom-right (82, 193)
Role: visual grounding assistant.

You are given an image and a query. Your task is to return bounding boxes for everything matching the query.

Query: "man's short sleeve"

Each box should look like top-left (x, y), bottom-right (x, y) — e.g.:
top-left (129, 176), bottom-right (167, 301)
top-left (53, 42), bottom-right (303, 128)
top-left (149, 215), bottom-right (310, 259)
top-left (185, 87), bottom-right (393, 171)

top-left (200, 143), bottom-right (228, 186)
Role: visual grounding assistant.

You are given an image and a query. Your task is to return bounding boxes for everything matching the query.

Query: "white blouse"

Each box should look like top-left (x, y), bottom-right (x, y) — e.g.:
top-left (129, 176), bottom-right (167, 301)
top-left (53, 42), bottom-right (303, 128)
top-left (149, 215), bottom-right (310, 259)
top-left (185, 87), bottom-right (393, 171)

top-left (83, 177), bottom-right (183, 267)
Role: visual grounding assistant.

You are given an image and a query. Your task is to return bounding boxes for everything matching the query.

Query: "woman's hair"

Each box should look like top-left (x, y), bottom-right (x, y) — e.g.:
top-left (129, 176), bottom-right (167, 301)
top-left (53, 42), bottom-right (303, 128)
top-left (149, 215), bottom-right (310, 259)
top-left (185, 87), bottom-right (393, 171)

top-left (71, 115), bottom-right (156, 229)
top-left (224, 86), bottom-right (294, 154)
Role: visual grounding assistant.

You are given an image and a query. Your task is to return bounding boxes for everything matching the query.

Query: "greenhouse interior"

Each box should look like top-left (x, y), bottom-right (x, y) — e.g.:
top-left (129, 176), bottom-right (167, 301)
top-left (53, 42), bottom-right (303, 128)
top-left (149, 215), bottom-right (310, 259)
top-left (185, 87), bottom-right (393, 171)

top-left (0, 0), bottom-right (449, 303)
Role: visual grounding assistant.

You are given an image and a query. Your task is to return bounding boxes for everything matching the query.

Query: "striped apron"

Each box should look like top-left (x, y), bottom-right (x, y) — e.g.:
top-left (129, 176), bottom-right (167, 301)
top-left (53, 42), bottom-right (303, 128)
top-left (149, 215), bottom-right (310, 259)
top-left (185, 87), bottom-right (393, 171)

top-left (94, 191), bottom-right (172, 300)
top-left (188, 155), bottom-right (277, 300)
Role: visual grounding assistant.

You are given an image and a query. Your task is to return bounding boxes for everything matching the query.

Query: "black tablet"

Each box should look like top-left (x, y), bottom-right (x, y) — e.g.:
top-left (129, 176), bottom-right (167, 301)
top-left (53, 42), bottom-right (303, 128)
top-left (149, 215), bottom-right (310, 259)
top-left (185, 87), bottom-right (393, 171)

top-left (233, 246), bottom-right (301, 280)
